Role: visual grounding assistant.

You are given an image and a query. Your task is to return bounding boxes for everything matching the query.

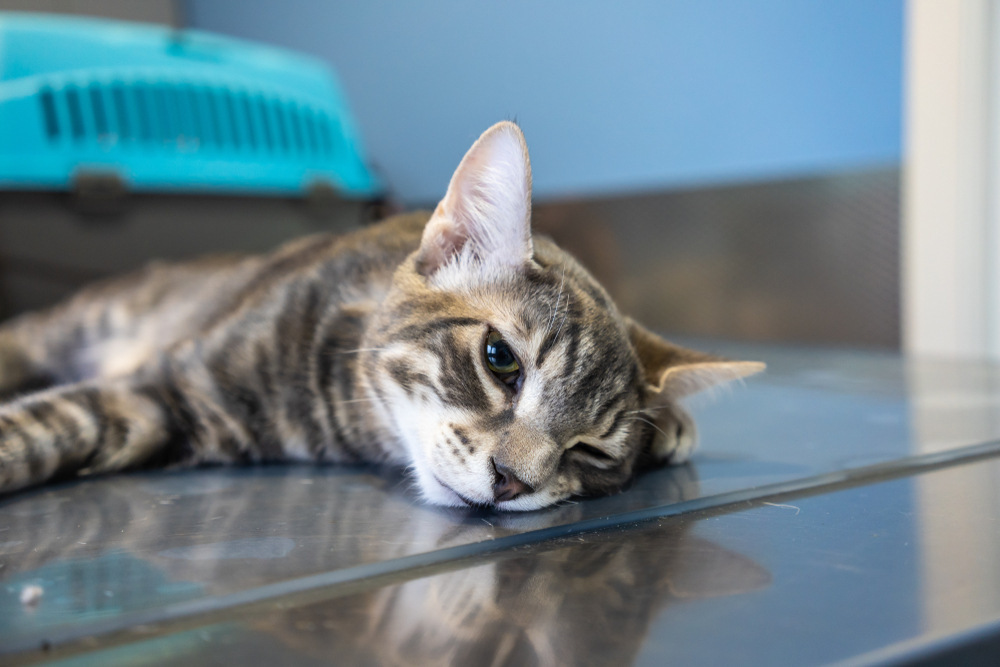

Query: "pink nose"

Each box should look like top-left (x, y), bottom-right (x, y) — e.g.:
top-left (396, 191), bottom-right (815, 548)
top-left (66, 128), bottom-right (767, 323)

top-left (492, 459), bottom-right (534, 503)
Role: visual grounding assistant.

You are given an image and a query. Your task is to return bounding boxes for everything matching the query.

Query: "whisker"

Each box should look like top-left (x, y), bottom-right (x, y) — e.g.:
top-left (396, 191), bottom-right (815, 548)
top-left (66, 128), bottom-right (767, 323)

top-left (624, 415), bottom-right (672, 440)
top-left (625, 405), bottom-right (674, 415)
top-left (552, 272), bottom-right (573, 340)
top-left (544, 268), bottom-right (567, 339)
top-left (554, 295), bottom-right (570, 341)
top-left (336, 397), bottom-right (381, 405)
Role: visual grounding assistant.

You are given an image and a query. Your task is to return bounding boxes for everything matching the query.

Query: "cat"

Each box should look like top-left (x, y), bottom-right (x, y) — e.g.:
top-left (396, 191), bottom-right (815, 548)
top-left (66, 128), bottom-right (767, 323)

top-left (0, 121), bottom-right (763, 510)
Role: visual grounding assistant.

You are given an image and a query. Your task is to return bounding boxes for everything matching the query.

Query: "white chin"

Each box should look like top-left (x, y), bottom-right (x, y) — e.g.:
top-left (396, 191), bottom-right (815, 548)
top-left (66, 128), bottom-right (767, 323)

top-left (422, 481), bottom-right (471, 507)
top-left (411, 464), bottom-right (476, 507)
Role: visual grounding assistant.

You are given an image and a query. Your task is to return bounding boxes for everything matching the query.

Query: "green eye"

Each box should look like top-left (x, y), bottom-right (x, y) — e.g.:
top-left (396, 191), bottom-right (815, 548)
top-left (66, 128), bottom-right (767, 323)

top-left (485, 330), bottom-right (520, 384)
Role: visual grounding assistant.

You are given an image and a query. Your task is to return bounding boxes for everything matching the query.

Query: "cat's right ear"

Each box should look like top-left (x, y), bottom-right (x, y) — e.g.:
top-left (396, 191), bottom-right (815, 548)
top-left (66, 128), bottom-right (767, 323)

top-left (416, 121), bottom-right (534, 277)
top-left (626, 318), bottom-right (765, 401)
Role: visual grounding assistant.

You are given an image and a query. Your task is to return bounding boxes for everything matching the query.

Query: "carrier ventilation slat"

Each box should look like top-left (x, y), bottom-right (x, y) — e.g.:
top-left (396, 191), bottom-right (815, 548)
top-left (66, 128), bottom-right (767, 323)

top-left (37, 80), bottom-right (337, 158)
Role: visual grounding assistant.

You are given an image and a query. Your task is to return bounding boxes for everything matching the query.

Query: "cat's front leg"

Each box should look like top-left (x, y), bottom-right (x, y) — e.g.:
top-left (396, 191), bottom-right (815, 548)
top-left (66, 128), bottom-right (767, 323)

top-left (0, 380), bottom-right (173, 494)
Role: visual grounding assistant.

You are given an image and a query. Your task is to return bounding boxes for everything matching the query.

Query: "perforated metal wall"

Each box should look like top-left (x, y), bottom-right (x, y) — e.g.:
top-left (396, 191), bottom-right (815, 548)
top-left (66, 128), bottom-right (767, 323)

top-left (533, 168), bottom-right (900, 348)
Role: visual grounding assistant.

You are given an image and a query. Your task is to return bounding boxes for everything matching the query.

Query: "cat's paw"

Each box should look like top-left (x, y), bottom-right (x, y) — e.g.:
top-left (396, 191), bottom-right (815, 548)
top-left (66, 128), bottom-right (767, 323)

top-left (650, 405), bottom-right (698, 465)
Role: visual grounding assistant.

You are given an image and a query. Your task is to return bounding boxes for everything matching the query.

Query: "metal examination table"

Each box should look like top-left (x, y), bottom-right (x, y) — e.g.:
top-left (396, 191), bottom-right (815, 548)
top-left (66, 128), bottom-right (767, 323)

top-left (3, 341), bottom-right (1000, 665)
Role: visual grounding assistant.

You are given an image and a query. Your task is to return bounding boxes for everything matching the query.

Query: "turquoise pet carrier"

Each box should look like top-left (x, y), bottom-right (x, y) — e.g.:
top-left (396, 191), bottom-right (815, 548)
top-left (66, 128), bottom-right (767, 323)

top-left (0, 13), bottom-right (380, 198)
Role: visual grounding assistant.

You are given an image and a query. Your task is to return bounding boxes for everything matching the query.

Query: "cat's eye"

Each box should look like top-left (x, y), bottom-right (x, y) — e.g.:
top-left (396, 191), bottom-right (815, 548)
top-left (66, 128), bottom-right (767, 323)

top-left (568, 440), bottom-right (615, 463)
top-left (485, 330), bottom-right (521, 387)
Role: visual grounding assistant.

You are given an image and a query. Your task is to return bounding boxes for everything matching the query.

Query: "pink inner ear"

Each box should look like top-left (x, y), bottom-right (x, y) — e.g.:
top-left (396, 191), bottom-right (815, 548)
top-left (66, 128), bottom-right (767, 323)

top-left (415, 218), bottom-right (463, 276)
top-left (415, 121), bottom-right (534, 277)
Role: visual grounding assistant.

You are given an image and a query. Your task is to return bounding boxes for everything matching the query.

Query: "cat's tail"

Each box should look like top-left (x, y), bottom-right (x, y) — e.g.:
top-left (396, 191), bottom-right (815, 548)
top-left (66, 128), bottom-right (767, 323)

top-left (0, 380), bottom-right (175, 494)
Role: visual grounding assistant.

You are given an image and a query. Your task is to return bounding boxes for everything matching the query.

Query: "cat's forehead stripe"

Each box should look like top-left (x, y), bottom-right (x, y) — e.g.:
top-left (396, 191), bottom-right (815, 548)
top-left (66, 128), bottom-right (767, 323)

top-left (560, 320), bottom-right (582, 379)
top-left (395, 316), bottom-right (481, 341)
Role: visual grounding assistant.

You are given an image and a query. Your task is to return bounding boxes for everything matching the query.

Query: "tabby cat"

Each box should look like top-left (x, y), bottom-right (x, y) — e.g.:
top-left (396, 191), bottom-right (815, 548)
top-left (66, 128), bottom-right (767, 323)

top-left (0, 122), bottom-right (762, 510)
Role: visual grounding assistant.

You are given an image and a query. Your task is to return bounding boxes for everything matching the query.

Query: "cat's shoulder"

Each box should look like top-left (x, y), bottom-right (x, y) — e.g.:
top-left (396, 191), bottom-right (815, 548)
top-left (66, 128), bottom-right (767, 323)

top-left (258, 211), bottom-right (432, 269)
top-left (354, 210), bottom-right (433, 251)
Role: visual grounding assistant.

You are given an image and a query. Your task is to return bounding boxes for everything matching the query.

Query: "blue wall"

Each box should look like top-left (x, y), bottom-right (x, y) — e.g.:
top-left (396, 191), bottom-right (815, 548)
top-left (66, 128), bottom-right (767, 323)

top-left (186, 0), bottom-right (903, 204)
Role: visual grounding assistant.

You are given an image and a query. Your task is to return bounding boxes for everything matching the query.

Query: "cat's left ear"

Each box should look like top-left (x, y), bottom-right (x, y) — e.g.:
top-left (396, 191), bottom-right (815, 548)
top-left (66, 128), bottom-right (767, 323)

top-left (626, 318), bottom-right (765, 401)
top-left (416, 121), bottom-right (533, 276)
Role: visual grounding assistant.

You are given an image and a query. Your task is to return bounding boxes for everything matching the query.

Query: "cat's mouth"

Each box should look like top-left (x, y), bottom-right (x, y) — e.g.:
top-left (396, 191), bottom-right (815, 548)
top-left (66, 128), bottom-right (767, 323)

top-left (432, 474), bottom-right (489, 509)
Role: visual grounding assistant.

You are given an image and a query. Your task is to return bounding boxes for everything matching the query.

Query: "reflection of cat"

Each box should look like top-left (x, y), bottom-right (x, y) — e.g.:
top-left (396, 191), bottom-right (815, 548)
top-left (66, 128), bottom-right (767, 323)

top-left (0, 467), bottom-right (557, 596)
top-left (0, 465), bottom-right (678, 634)
top-left (258, 517), bottom-right (772, 666)
top-left (0, 121), bottom-right (762, 509)
top-left (1, 464), bottom-right (769, 663)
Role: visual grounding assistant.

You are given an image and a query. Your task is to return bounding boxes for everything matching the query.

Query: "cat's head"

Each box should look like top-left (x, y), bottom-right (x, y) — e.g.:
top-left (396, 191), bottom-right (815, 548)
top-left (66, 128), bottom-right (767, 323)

top-left (366, 122), bottom-right (763, 511)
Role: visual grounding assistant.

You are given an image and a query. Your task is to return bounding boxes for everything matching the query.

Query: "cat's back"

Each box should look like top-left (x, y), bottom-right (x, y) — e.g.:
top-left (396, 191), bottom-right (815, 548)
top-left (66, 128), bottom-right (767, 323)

top-left (149, 211), bottom-right (434, 342)
top-left (2, 212), bottom-right (433, 383)
top-left (218, 210), bottom-right (431, 308)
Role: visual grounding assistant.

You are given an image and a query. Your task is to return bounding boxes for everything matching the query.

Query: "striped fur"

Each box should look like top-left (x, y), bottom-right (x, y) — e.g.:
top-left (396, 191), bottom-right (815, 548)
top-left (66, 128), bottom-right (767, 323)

top-left (0, 122), bottom-right (762, 510)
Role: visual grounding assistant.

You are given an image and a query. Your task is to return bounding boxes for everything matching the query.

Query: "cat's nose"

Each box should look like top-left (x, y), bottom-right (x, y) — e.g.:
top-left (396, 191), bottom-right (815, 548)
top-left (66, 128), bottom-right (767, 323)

top-left (492, 458), bottom-right (534, 502)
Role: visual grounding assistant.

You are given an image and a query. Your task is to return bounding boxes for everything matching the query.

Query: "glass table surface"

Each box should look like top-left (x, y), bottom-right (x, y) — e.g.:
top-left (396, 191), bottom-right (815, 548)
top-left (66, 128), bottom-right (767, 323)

top-left (4, 341), bottom-right (1000, 664)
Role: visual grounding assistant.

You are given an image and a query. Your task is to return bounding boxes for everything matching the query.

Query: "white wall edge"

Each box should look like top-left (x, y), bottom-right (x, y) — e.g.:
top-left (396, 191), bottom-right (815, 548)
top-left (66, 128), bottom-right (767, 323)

top-left (903, 0), bottom-right (999, 359)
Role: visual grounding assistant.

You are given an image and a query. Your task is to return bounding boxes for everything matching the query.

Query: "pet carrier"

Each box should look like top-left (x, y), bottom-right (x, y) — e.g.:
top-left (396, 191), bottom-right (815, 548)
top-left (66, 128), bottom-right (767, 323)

top-left (0, 13), bottom-right (380, 198)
